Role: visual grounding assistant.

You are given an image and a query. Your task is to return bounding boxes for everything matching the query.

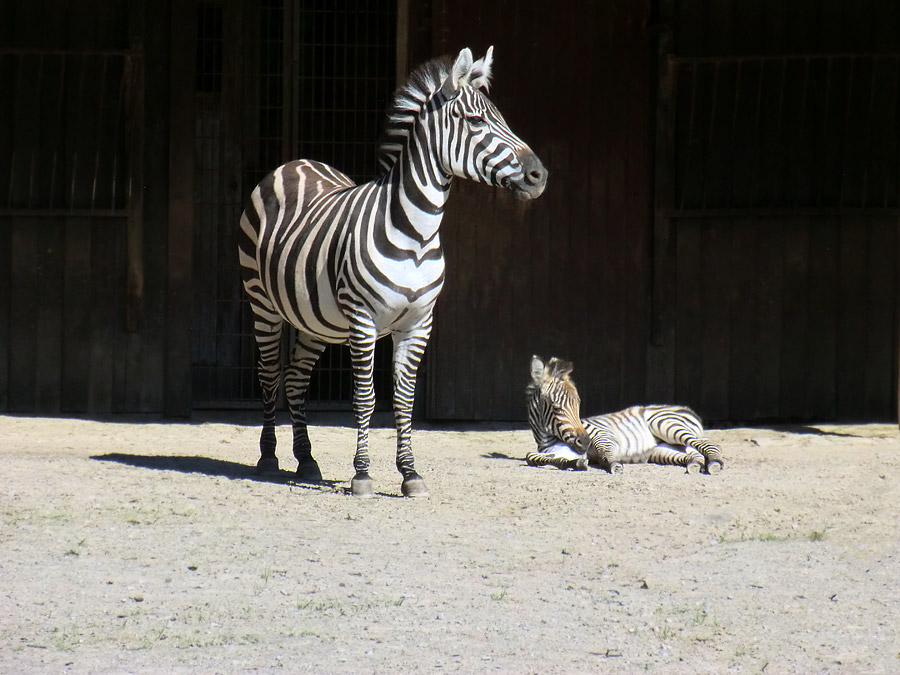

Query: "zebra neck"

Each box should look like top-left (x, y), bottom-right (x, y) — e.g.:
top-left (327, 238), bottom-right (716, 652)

top-left (383, 124), bottom-right (452, 247)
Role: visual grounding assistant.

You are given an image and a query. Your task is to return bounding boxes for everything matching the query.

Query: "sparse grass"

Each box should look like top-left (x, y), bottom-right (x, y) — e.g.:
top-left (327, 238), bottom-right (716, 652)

top-left (490, 588), bottom-right (509, 601)
top-left (717, 524), bottom-right (831, 544)
top-left (295, 595), bottom-right (406, 614)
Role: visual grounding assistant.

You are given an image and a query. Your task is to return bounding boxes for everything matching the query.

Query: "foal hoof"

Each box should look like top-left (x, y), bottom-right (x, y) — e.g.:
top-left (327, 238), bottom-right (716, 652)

top-left (573, 457), bottom-right (589, 471)
top-left (257, 455), bottom-right (280, 474)
top-left (686, 461), bottom-right (702, 475)
top-left (608, 462), bottom-right (624, 475)
top-left (351, 473), bottom-right (375, 498)
top-left (295, 459), bottom-right (323, 483)
top-left (705, 460), bottom-right (724, 475)
top-left (401, 474), bottom-right (429, 498)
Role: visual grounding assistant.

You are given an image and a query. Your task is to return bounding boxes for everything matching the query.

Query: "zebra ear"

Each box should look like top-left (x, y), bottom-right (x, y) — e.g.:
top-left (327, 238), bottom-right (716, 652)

top-left (470, 46), bottom-right (493, 91)
top-left (530, 355), bottom-right (546, 385)
top-left (548, 357), bottom-right (574, 379)
top-left (441, 47), bottom-right (474, 98)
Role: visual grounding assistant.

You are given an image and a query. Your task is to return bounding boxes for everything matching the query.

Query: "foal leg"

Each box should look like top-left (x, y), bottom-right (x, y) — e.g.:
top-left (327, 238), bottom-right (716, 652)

top-left (646, 442), bottom-right (704, 475)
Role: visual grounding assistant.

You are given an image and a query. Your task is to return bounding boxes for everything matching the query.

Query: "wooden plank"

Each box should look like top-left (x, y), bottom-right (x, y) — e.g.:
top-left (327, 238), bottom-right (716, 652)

top-left (806, 216), bottom-right (838, 419)
top-left (863, 217), bottom-right (896, 419)
top-left (61, 218), bottom-right (93, 412)
top-left (836, 217), bottom-right (867, 418)
top-left (698, 221), bottom-right (732, 422)
top-left (646, 1), bottom-right (677, 403)
top-left (779, 218), bottom-right (812, 418)
top-left (87, 219), bottom-right (118, 413)
top-left (754, 219), bottom-right (784, 419)
top-left (34, 222), bottom-right (64, 413)
top-left (9, 219), bottom-right (38, 411)
top-left (165, 0), bottom-right (195, 416)
top-left (0, 219), bottom-right (10, 410)
top-left (674, 222), bottom-right (702, 406)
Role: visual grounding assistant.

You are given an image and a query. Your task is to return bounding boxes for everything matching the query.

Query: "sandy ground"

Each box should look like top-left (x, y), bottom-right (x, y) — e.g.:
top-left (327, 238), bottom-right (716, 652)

top-left (1, 412), bottom-right (899, 674)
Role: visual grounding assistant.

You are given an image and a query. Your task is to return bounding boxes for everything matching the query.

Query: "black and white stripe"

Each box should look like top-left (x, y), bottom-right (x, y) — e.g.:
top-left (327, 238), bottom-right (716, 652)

top-left (239, 47), bottom-right (546, 497)
top-left (526, 356), bottom-right (725, 474)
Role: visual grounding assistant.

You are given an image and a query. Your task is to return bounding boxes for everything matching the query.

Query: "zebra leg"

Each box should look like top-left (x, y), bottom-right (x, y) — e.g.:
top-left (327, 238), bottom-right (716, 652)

top-left (526, 443), bottom-right (588, 470)
top-left (689, 438), bottom-right (725, 474)
top-left (586, 437), bottom-right (624, 474)
top-left (646, 443), bottom-right (703, 474)
top-left (251, 310), bottom-right (284, 474)
top-left (392, 329), bottom-right (430, 497)
top-left (347, 318), bottom-right (379, 497)
top-left (284, 333), bottom-right (327, 481)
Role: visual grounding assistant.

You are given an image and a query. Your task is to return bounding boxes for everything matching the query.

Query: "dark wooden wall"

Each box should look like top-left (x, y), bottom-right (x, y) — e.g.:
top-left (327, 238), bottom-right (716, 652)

top-left (426, 0), bottom-right (655, 420)
top-left (649, 0), bottom-right (900, 421)
top-left (2, 0), bottom-right (897, 423)
top-left (0, 0), bottom-right (173, 414)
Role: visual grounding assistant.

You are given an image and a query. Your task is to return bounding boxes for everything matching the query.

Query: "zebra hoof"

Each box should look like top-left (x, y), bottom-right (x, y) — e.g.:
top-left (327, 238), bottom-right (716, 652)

top-left (295, 458), bottom-right (323, 483)
top-left (574, 457), bottom-right (589, 471)
top-left (257, 455), bottom-right (280, 474)
top-left (608, 462), bottom-right (624, 475)
top-left (351, 473), bottom-right (375, 498)
top-left (401, 474), bottom-right (429, 498)
top-left (686, 461), bottom-right (702, 475)
top-left (705, 460), bottom-right (724, 475)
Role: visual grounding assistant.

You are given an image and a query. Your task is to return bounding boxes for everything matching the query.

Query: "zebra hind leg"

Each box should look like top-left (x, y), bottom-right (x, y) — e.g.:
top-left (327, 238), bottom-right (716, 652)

top-left (647, 443), bottom-right (703, 474)
top-left (691, 439), bottom-right (724, 474)
top-left (284, 333), bottom-right (327, 482)
top-left (252, 314), bottom-right (284, 474)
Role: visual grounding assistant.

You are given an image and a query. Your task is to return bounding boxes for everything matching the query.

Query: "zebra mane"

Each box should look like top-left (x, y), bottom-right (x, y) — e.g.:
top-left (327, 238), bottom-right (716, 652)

top-left (376, 48), bottom-right (493, 175)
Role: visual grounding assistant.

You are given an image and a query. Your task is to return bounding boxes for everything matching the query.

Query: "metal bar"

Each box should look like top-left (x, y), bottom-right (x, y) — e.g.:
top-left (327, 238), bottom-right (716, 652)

top-left (668, 207), bottom-right (900, 218)
top-left (677, 62), bottom-right (698, 211)
top-left (0, 208), bottom-right (129, 217)
top-left (673, 52), bottom-right (900, 64)
top-left (90, 54), bottom-right (109, 210)
top-left (49, 54), bottom-right (67, 210)
top-left (26, 52), bottom-right (44, 208)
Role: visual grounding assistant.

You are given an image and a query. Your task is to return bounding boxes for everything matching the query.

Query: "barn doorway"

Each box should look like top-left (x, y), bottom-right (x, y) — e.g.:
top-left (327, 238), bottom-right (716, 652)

top-left (190, 0), bottom-right (399, 410)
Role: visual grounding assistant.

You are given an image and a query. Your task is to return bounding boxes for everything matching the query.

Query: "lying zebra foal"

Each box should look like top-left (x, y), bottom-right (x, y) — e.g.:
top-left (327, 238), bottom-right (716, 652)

top-left (526, 355), bottom-right (724, 475)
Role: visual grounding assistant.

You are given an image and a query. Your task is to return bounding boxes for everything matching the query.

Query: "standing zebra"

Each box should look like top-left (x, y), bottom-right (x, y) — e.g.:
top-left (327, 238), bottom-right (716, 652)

top-left (239, 47), bottom-right (547, 497)
top-left (526, 356), bottom-right (725, 474)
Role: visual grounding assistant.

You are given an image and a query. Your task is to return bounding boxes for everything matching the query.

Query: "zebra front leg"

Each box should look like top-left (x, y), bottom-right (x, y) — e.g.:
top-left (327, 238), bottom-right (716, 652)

top-left (348, 319), bottom-right (379, 497)
top-left (252, 313), bottom-right (284, 474)
top-left (392, 329), bottom-right (430, 497)
top-left (284, 333), bottom-right (327, 481)
top-left (526, 444), bottom-right (589, 470)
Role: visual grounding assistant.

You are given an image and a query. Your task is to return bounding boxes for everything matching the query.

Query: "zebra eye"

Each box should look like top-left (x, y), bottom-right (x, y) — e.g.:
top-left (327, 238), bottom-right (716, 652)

top-left (466, 114), bottom-right (486, 127)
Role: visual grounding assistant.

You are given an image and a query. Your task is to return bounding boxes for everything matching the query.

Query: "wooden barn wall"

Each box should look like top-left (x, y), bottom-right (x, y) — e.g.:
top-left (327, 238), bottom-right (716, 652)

top-left (0, 0), bottom-right (171, 414)
top-left (648, 0), bottom-right (900, 422)
top-left (426, 0), bottom-right (654, 420)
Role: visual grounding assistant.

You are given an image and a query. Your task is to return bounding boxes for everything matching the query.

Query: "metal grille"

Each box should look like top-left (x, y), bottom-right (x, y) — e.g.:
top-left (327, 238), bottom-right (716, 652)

top-left (191, 0), bottom-right (398, 409)
top-left (671, 53), bottom-right (900, 216)
top-left (0, 48), bottom-right (141, 216)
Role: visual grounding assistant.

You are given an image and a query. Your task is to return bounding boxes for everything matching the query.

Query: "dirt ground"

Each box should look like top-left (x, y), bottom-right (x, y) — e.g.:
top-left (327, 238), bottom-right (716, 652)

top-left (1, 411), bottom-right (898, 674)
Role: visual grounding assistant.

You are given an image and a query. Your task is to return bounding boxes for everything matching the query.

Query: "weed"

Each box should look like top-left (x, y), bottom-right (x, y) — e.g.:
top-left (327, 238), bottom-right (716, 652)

top-left (490, 588), bottom-right (509, 601)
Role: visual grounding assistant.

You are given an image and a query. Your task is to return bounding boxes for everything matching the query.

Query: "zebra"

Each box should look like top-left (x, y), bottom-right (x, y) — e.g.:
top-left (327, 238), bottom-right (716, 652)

top-left (526, 355), bottom-right (725, 474)
top-left (239, 47), bottom-right (547, 497)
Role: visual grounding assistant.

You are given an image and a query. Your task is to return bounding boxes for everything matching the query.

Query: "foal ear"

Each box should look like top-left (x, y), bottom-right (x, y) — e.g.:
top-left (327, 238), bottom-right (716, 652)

top-left (530, 355), bottom-right (546, 385)
top-left (470, 46), bottom-right (493, 91)
top-left (547, 357), bottom-right (574, 378)
top-left (441, 47), bottom-right (474, 98)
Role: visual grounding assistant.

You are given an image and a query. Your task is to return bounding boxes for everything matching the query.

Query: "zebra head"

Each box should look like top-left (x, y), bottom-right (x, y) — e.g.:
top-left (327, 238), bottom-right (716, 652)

top-left (434, 47), bottom-right (547, 200)
top-left (526, 355), bottom-right (591, 452)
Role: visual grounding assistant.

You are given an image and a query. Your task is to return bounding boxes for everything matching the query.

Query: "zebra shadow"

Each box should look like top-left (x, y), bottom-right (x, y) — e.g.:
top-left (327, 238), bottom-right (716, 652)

top-left (90, 453), bottom-right (345, 492)
top-left (481, 451), bottom-right (522, 462)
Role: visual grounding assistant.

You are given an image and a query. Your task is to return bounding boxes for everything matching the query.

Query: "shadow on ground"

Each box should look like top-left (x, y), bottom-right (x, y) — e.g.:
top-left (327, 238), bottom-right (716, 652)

top-left (90, 453), bottom-right (343, 490)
